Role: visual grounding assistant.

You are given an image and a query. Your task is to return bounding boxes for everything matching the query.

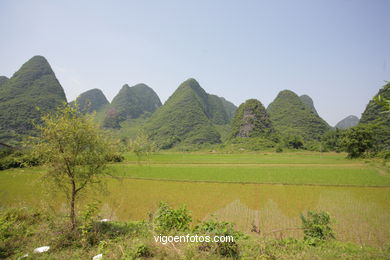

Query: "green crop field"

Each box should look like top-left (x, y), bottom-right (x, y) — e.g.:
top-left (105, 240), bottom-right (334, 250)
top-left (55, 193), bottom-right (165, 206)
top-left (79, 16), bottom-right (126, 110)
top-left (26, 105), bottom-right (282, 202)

top-left (115, 152), bottom-right (390, 186)
top-left (1, 152), bottom-right (389, 247)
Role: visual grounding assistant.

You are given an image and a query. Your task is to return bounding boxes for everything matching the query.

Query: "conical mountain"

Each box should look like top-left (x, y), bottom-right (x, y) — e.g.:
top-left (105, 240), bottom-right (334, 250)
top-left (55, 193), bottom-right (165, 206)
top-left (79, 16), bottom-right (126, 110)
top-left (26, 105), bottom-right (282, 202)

top-left (300, 95), bottom-right (318, 116)
top-left (145, 78), bottom-right (221, 148)
top-left (0, 56), bottom-right (67, 142)
top-left (0, 76), bottom-right (8, 87)
top-left (360, 83), bottom-right (390, 125)
top-left (335, 115), bottom-right (359, 129)
top-left (70, 88), bottom-right (109, 114)
top-left (267, 90), bottom-right (330, 140)
top-left (103, 83), bottom-right (162, 128)
top-left (230, 99), bottom-right (273, 138)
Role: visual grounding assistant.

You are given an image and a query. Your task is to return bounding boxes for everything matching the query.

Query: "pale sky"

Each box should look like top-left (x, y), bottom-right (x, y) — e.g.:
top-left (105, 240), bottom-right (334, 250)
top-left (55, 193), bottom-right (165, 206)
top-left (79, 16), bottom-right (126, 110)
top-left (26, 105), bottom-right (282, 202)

top-left (0, 0), bottom-right (389, 125)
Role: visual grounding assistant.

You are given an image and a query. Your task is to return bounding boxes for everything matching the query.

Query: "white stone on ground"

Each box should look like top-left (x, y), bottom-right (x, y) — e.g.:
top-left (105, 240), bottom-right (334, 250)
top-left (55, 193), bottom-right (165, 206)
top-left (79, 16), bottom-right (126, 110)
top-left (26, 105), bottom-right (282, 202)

top-left (92, 253), bottom-right (103, 260)
top-left (33, 246), bottom-right (50, 253)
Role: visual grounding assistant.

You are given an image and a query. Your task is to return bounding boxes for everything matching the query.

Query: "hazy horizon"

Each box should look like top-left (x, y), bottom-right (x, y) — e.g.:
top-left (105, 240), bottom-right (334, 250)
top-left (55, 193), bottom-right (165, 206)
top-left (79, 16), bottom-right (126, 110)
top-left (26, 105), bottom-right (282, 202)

top-left (1, 0), bottom-right (389, 125)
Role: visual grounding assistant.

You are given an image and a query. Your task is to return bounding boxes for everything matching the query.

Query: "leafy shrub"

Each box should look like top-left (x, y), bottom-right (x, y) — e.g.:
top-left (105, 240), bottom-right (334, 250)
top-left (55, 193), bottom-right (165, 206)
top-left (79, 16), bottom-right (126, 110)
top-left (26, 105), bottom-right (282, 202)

top-left (300, 211), bottom-right (335, 246)
top-left (284, 135), bottom-right (304, 149)
top-left (193, 218), bottom-right (245, 258)
top-left (79, 202), bottom-right (101, 247)
top-left (133, 243), bottom-right (153, 258)
top-left (0, 150), bottom-right (40, 170)
top-left (105, 152), bottom-right (124, 162)
top-left (322, 129), bottom-right (344, 152)
top-left (341, 125), bottom-right (374, 158)
top-left (153, 202), bottom-right (192, 234)
top-left (275, 146), bottom-right (283, 153)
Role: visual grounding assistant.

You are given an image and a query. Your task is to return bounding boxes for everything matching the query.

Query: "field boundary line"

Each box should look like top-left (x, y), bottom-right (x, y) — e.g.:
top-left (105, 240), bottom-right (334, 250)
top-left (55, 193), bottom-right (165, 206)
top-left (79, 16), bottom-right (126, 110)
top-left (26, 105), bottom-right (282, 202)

top-left (117, 162), bottom-right (366, 167)
top-left (111, 176), bottom-right (390, 188)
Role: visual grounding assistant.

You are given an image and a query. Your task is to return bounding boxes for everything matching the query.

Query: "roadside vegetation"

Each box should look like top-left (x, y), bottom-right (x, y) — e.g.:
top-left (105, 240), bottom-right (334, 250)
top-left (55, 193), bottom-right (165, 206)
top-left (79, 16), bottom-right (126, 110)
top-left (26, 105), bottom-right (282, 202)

top-left (1, 202), bottom-right (389, 259)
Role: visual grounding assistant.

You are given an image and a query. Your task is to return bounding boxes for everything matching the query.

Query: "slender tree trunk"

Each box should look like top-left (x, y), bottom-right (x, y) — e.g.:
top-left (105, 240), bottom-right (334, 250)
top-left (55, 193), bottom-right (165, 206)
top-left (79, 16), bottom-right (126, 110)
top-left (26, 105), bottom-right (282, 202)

top-left (70, 180), bottom-right (76, 230)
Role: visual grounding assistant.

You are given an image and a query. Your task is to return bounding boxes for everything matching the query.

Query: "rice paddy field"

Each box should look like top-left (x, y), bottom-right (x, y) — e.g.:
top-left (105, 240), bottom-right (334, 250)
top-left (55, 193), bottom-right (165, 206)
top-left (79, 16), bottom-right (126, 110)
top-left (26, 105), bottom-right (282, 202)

top-left (0, 152), bottom-right (389, 247)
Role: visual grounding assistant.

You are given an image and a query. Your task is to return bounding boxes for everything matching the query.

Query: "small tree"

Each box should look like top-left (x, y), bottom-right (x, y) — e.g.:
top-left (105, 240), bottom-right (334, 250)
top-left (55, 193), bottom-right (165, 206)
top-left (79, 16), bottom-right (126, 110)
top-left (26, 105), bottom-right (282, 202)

top-left (32, 105), bottom-right (111, 230)
top-left (128, 131), bottom-right (157, 163)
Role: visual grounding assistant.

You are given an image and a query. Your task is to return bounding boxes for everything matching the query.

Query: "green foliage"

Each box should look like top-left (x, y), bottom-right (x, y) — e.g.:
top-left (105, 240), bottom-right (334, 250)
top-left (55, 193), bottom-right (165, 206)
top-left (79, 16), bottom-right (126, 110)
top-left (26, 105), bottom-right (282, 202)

top-left (31, 105), bottom-right (113, 229)
top-left (341, 124), bottom-right (374, 158)
top-left (267, 90), bottom-right (330, 141)
top-left (131, 243), bottom-right (154, 258)
top-left (0, 56), bottom-right (67, 143)
top-left (284, 135), bottom-right (304, 149)
top-left (145, 78), bottom-right (222, 148)
top-left (230, 99), bottom-right (273, 138)
top-left (70, 88), bottom-right (109, 114)
top-left (275, 145), bottom-right (283, 153)
top-left (153, 202), bottom-right (192, 234)
top-left (300, 211), bottom-right (335, 246)
top-left (0, 150), bottom-right (40, 170)
top-left (359, 83), bottom-right (390, 156)
top-left (103, 84), bottom-right (161, 128)
top-left (374, 83), bottom-right (390, 111)
top-left (322, 129), bottom-right (344, 152)
top-left (194, 218), bottom-right (245, 258)
top-left (79, 202), bottom-right (101, 247)
top-left (361, 82), bottom-right (390, 124)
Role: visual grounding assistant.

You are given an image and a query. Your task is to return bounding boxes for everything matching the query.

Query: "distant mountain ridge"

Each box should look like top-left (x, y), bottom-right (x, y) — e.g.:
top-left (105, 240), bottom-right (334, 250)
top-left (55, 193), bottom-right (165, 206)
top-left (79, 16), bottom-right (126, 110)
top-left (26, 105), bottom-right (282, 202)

top-left (70, 88), bottom-right (109, 114)
top-left (335, 115), bottom-right (359, 129)
top-left (103, 83), bottom-right (162, 128)
top-left (0, 56), bottom-right (67, 143)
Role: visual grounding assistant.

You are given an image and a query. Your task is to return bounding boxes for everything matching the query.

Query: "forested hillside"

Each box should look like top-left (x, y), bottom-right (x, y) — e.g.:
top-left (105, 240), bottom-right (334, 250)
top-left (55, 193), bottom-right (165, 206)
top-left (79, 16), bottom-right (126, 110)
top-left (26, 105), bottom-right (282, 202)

top-left (230, 99), bottom-right (273, 138)
top-left (70, 88), bottom-right (109, 114)
top-left (267, 90), bottom-right (330, 141)
top-left (103, 84), bottom-right (161, 128)
top-left (145, 78), bottom-right (223, 148)
top-left (0, 56), bottom-right (67, 143)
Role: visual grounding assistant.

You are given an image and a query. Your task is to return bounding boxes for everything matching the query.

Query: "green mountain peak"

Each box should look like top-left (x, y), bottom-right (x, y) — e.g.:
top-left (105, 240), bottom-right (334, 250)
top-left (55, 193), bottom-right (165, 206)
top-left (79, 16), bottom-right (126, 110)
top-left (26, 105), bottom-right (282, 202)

top-left (0, 56), bottom-right (67, 143)
top-left (70, 88), bottom-right (109, 114)
top-left (145, 78), bottom-right (224, 149)
top-left (103, 83), bottom-right (162, 128)
top-left (231, 99), bottom-right (273, 138)
top-left (267, 89), bottom-right (330, 140)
